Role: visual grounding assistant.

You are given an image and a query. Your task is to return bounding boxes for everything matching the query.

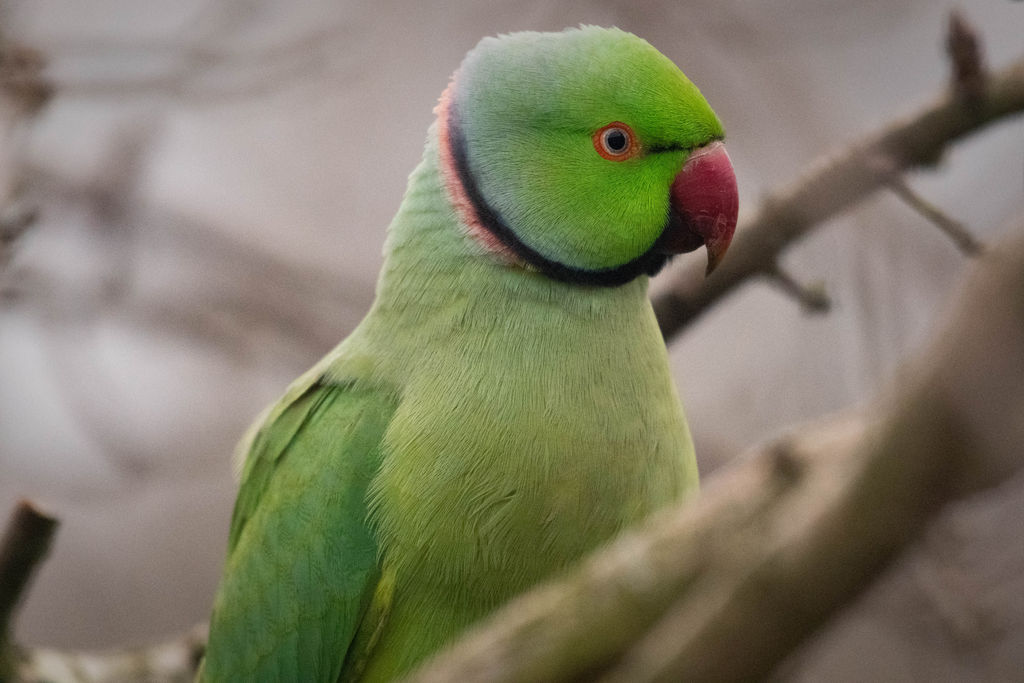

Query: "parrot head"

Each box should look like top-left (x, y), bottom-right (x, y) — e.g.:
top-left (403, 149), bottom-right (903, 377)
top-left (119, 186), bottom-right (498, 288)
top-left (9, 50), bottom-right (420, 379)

top-left (437, 26), bottom-right (738, 287)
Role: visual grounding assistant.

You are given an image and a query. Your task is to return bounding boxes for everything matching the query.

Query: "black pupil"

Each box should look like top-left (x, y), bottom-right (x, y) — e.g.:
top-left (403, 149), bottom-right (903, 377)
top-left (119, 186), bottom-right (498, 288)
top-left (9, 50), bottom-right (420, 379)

top-left (605, 129), bottom-right (628, 152)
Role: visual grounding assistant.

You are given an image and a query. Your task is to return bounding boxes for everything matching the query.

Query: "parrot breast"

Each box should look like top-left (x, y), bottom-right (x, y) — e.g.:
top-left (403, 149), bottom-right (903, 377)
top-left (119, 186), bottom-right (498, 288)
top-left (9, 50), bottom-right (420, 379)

top-left (353, 209), bottom-right (697, 676)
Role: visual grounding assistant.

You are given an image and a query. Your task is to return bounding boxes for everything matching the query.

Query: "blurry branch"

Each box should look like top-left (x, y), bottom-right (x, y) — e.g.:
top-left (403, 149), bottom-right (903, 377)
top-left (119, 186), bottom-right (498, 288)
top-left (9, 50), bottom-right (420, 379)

top-left (52, 47), bottom-right (332, 104)
top-left (15, 156), bottom-right (374, 352)
top-left (0, 41), bottom-right (51, 114)
top-left (12, 147), bottom-right (373, 477)
top-left (7, 144), bottom-right (373, 478)
top-left (13, 624), bottom-right (206, 683)
top-left (0, 500), bottom-right (202, 683)
top-left (41, 15), bottom-right (349, 103)
top-left (883, 171), bottom-right (983, 256)
top-left (0, 501), bottom-right (58, 681)
top-left (0, 36), bottom-right (51, 274)
top-left (947, 11), bottom-right (986, 103)
top-left (407, 223), bottom-right (1024, 683)
top-left (765, 265), bottom-right (831, 313)
top-left (653, 19), bottom-right (1024, 339)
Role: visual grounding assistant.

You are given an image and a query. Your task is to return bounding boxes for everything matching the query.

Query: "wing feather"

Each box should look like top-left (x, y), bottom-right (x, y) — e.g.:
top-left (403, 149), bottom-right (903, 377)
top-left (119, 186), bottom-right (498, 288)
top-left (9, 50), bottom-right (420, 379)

top-left (201, 379), bottom-right (396, 682)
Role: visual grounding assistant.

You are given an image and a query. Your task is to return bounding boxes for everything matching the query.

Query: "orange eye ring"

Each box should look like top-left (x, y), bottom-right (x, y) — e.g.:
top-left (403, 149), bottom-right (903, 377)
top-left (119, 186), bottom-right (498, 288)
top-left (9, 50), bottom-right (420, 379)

top-left (593, 122), bottom-right (639, 161)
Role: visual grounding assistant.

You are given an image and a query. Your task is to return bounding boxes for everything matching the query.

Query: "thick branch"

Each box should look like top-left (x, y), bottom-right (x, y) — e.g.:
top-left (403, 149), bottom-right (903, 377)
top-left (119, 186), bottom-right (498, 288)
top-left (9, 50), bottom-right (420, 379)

top-left (652, 54), bottom-right (1024, 339)
top-left (407, 225), bottom-right (1024, 682)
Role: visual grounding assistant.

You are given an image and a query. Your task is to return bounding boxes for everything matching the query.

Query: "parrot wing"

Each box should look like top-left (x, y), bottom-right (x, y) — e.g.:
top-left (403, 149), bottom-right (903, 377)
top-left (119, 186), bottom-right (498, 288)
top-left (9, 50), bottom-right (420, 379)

top-left (200, 377), bottom-right (397, 682)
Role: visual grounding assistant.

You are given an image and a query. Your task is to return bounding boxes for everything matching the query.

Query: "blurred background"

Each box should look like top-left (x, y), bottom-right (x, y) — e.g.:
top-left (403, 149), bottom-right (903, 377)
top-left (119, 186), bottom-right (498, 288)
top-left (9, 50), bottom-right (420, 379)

top-left (1, 0), bottom-right (1022, 679)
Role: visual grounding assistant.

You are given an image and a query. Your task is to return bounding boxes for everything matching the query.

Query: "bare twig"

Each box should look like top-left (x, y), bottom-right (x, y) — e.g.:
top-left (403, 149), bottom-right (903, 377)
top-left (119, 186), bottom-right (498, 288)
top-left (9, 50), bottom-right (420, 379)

top-left (19, 160), bottom-right (374, 352)
top-left (52, 48), bottom-right (332, 104)
top-left (0, 41), bottom-right (52, 115)
top-left (0, 36), bottom-right (51, 280)
top-left (947, 11), bottom-right (986, 102)
top-left (407, 224), bottom-right (1024, 683)
top-left (652, 46), bottom-right (1024, 339)
top-left (0, 203), bottom-right (35, 243)
top-left (766, 265), bottom-right (831, 313)
top-left (885, 173), bottom-right (984, 256)
top-left (43, 16), bottom-right (349, 103)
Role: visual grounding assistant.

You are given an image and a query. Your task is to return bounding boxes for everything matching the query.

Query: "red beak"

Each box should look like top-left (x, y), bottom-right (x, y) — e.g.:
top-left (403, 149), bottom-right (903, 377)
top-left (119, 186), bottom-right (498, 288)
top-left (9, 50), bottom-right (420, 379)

top-left (658, 141), bottom-right (738, 276)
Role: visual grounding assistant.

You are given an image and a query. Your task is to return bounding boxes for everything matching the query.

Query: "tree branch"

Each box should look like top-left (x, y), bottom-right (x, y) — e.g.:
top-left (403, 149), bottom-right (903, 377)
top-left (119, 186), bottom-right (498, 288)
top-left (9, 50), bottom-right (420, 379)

top-left (406, 223), bottom-right (1024, 682)
top-left (884, 172), bottom-right (983, 256)
top-left (652, 50), bottom-right (1024, 339)
top-left (13, 624), bottom-right (206, 683)
top-left (947, 11), bottom-right (986, 103)
top-left (766, 265), bottom-right (831, 313)
top-left (0, 36), bottom-right (51, 278)
top-left (0, 501), bottom-right (58, 680)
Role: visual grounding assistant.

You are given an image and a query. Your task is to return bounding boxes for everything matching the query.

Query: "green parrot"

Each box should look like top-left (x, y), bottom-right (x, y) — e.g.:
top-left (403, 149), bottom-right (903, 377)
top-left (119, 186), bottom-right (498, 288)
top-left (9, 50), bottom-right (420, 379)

top-left (200, 26), bottom-right (737, 682)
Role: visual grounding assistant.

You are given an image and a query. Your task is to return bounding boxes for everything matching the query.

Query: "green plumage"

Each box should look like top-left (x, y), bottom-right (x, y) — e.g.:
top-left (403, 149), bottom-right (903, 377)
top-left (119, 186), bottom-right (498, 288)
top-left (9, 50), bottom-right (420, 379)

top-left (202, 26), bottom-right (724, 682)
top-left (457, 28), bottom-right (721, 269)
top-left (201, 381), bottom-right (395, 681)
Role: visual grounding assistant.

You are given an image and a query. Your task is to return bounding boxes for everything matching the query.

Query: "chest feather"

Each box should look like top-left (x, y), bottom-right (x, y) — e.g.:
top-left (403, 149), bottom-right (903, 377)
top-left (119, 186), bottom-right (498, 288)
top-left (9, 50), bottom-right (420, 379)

top-left (368, 305), bottom-right (693, 596)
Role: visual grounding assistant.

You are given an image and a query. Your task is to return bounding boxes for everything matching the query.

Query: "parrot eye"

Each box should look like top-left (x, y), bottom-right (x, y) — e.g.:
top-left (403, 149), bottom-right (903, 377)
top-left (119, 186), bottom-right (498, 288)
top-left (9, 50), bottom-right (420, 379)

top-left (593, 122), bottom-right (638, 161)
